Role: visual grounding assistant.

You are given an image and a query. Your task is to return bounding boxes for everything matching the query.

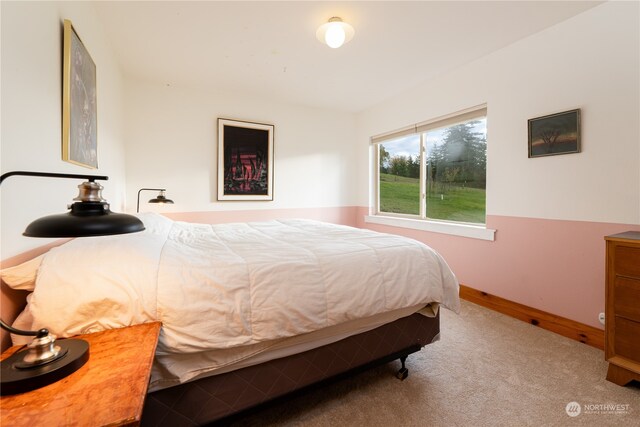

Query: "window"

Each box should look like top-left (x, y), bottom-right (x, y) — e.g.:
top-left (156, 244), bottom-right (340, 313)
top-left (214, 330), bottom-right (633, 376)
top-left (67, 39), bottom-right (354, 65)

top-left (374, 106), bottom-right (487, 225)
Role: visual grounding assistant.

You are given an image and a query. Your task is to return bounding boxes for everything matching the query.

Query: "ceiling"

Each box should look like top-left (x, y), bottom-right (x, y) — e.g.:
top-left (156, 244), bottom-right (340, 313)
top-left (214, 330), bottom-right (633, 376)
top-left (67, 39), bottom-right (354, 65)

top-left (94, 1), bottom-right (601, 113)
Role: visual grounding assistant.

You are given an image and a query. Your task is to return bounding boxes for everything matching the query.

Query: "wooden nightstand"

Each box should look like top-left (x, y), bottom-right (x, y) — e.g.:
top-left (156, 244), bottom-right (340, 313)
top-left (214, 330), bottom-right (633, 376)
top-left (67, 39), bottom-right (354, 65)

top-left (0, 321), bottom-right (161, 426)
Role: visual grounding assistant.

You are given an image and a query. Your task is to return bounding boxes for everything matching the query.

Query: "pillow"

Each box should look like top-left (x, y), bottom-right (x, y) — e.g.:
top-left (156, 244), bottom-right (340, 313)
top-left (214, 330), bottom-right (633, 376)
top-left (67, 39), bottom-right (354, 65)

top-left (136, 212), bottom-right (174, 237)
top-left (0, 254), bottom-right (44, 291)
top-left (26, 231), bottom-right (163, 338)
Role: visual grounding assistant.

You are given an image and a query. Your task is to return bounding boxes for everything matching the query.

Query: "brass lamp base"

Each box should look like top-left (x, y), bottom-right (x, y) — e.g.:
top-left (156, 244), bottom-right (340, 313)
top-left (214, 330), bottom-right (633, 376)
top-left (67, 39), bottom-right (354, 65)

top-left (0, 339), bottom-right (89, 395)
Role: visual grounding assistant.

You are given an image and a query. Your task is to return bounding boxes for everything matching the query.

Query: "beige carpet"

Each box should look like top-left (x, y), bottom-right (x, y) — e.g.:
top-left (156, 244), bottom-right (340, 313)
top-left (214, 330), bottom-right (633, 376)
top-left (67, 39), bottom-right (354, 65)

top-left (228, 300), bottom-right (640, 426)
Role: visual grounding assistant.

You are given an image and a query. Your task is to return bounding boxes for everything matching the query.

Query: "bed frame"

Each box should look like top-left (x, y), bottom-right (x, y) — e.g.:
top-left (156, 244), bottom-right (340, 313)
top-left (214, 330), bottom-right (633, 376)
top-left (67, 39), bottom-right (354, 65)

top-left (141, 311), bottom-right (440, 426)
top-left (1, 246), bottom-right (441, 426)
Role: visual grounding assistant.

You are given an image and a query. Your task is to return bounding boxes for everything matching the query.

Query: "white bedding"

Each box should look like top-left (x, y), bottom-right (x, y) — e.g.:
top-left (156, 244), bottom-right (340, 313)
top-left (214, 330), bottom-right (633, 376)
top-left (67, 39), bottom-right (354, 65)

top-left (10, 213), bottom-right (459, 388)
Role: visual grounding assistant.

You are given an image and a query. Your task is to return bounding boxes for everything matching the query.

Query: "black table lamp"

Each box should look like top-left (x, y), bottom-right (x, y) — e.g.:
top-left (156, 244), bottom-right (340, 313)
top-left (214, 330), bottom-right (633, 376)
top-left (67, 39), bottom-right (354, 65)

top-left (0, 171), bottom-right (145, 395)
top-left (136, 188), bottom-right (174, 213)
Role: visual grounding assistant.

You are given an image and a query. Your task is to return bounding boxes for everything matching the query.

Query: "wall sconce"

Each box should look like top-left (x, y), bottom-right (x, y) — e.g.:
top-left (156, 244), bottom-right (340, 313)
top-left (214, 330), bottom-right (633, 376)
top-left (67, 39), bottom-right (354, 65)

top-left (136, 188), bottom-right (174, 213)
top-left (316, 17), bottom-right (355, 49)
top-left (0, 171), bottom-right (145, 395)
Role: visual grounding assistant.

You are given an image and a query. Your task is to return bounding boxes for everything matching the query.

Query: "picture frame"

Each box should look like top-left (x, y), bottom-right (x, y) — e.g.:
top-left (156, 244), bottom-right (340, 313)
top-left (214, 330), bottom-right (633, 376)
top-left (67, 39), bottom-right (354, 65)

top-left (62, 19), bottom-right (98, 169)
top-left (528, 109), bottom-right (580, 158)
top-left (217, 118), bottom-right (274, 201)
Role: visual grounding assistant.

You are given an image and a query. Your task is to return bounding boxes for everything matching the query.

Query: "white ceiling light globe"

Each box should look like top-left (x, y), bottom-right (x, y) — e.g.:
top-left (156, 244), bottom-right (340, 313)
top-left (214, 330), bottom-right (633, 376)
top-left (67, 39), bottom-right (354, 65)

top-left (325, 22), bottom-right (346, 48)
top-left (316, 17), bottom-right (355, 49)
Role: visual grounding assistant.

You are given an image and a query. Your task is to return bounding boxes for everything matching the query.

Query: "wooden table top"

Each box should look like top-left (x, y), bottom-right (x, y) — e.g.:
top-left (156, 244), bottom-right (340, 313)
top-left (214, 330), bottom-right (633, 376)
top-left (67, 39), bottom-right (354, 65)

top-left (1, 321), bottom-right (161, 427)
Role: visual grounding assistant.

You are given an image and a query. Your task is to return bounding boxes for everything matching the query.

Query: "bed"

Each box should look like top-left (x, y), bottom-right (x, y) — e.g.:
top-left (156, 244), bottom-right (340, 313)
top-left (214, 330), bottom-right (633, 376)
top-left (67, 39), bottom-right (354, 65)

top-left (1, 213), bottom-right (459, 425)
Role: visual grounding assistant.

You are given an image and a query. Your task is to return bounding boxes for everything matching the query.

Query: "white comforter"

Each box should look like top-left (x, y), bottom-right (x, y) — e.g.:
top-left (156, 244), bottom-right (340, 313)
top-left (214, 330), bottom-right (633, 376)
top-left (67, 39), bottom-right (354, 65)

top-left (17, 214), bottom-right (459, 358)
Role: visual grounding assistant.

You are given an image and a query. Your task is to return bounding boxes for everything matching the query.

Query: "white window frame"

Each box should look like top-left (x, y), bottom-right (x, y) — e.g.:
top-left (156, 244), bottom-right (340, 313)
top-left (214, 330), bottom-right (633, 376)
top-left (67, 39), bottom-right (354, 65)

top-left (368, 104), bottom-right (495, 241)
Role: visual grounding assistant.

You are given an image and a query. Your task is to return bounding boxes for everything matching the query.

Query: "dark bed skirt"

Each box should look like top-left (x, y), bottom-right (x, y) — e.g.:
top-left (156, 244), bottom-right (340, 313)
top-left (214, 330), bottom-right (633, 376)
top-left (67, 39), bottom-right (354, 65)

top-left (142, 311), bottom-right (440, 426)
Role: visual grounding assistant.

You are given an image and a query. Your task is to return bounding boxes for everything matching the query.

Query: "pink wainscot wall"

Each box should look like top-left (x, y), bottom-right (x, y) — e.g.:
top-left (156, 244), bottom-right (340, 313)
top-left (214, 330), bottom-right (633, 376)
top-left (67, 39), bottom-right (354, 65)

top-left (356, 207), bottom-right (640, 329)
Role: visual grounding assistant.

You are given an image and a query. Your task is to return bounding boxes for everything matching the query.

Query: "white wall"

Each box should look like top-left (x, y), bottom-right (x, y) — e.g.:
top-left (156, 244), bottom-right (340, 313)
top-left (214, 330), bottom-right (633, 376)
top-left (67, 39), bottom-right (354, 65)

top-left (1, 1), bottom-right (128, 258)
top-left (124, 77), bottom-right (357, 214)
top-left (356, 1), bottom-right (640, 225)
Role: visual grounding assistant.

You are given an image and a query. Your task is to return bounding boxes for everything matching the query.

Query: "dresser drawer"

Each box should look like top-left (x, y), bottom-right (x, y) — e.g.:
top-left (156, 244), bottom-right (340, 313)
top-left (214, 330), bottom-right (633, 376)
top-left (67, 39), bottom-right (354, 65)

top-left (614, 276), bottom-right (640, 322)
top-left (614, 245), bottom-right (640, 278)
top-left (614, 317), bottom-right (640, 361)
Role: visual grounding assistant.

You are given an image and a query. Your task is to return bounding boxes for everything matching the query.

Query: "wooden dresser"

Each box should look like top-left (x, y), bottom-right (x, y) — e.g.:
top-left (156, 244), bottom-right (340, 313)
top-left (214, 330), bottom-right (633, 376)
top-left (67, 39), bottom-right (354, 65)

top-left (605, 231), bottom-right (640, 386)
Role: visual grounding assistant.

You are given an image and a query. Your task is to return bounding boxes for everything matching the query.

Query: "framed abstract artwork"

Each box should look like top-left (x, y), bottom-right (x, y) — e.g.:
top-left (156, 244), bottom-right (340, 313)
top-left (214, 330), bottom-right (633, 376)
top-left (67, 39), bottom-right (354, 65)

top-left (528, 109), bottom-right (581, 158)
top-left (217, 118), bottom-right (274, 201)
top-left (62, 19), bottom-right (97, 169)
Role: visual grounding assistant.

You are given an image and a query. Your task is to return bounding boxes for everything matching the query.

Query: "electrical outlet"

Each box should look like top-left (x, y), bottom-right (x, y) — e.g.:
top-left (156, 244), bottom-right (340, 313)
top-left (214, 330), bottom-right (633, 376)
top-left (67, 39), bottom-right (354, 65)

top-left (598, 312), bottom-right (605, 325)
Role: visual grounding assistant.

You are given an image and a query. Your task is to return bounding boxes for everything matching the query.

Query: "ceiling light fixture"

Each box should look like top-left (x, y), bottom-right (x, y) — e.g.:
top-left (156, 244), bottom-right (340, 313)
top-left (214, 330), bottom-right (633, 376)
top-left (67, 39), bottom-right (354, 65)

top-left (316, 17), bottom-right (355, 49)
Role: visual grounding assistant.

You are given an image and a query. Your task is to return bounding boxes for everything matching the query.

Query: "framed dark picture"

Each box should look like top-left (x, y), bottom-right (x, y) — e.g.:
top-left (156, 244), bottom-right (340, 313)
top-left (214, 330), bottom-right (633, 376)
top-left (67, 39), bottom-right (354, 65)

top-left (62, 19), bottom-right (97, 169)
top-left (528, 109), bottom-right (580, 158)
top-left (217, 118), bottom-right (274, 201)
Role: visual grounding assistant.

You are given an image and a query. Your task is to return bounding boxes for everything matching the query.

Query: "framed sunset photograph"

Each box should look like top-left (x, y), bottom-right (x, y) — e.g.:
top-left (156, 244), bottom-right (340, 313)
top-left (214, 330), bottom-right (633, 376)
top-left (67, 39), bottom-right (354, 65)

top-left (528, 109), bottom-right (581, 158)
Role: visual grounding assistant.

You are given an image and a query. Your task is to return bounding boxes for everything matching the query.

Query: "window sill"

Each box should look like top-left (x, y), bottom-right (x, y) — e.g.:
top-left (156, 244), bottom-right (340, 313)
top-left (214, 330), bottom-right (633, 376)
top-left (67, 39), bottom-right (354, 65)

top-left (364, 215), bottom-right (496, 241)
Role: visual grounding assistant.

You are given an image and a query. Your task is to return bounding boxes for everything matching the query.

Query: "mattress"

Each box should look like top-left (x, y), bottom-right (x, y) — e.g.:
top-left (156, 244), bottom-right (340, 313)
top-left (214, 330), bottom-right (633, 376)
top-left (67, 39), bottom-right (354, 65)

top-left (150, 303), bottom-right (438, 391)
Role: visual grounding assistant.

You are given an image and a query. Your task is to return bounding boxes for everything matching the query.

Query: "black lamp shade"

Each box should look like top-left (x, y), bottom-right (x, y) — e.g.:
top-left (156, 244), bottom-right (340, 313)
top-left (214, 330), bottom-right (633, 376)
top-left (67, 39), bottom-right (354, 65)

top-left (23, 201), bottom-right (145, 237)
top-left (148, 194), bottom-right (174, 204)
top-left (137, 188), bottom-right (174, 212)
